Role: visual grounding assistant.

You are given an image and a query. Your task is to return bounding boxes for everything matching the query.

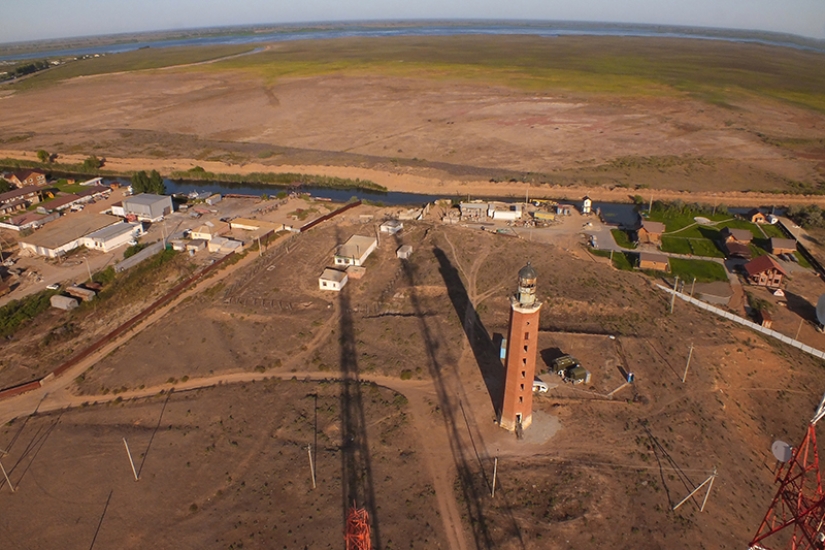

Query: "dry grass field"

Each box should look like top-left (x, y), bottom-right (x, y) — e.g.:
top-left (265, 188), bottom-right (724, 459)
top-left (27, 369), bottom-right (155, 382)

top-left (1, 36), bottom-right (824, 196)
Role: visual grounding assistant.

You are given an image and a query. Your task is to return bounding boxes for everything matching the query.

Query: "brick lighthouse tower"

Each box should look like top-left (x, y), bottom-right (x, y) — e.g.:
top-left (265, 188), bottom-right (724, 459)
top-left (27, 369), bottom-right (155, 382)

top-left (500, 262), bottom-right (542, 432)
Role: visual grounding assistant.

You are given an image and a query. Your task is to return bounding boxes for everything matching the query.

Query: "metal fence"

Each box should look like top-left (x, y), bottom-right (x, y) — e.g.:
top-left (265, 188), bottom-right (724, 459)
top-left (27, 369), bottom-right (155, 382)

top-left (656, 284), bottom-right (825, 360)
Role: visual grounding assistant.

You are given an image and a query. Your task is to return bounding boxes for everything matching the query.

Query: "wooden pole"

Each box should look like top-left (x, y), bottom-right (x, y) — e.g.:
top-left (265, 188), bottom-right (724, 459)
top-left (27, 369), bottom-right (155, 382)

top-left (682, 343), bottom-right (694, 383)
top-left (700, 468), bottom-right (717, 512)
top-left (690, 276), bottom-right (696, 299)
top-left (670, 276), bottom-right (679, 314)
top-left (123, 438), bottom-right (139, 481)
top-left (307, 445), bottom-right (316, 489)
top-left (491, 456), bottom-right (498, 498)
top-left (795, 318), bottom-right (804, 341)
top-left (0, 459), bottom-right (14, 493)
top-left (673, 469), bottom-right (716, 511)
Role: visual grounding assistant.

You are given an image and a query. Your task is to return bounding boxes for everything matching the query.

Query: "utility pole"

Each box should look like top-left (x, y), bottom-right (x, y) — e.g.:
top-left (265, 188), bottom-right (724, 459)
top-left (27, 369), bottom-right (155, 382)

top-left (673, 467), bottom-right (717, 512)
top-left (257, 236), bottom-right (262, 258)
top-left (670, 275), bottom-right (680, 314)
top-left (795, 318), bottom-right (804, 341)
top-left (85, 257), bottom-right (92, 282)
top-left (123, 438), bottom-right (139, 481)
top-left (649, 194), bottom-right (653, 214)
top-left (682, 343), bottom-right (694, 383)
top-left (690, 276), bottom-right (697, 299)
top-left (307, 444), bottom-right (316, 489)
top-left (491, 452), bottom-right (498, 498)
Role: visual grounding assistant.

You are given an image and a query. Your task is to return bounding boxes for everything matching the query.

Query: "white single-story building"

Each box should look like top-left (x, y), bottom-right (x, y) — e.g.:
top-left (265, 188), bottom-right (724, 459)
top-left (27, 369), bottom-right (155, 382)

top-left (334, 235), bottom-right (378, 267)
top-left (190, 221), bottom-right (230, 241)
top-left (19, 215), bottom-right (122, 258)
top-left (459, 202), bottom-right (488, 220)
top-left (488, 202), bottom-right (522, 221)
top-left (110, 201), bottom-right (126, 217)
top-left (319, 268), bottom-right (348, 291)
top-left (80, 222), bottom-right (143, 253)
top-left (380, 220), bottom-right (403, 234)
top-left (582, 196), bottom-right (592, 215)
top-left (397, 244), bottom-right (413, 259)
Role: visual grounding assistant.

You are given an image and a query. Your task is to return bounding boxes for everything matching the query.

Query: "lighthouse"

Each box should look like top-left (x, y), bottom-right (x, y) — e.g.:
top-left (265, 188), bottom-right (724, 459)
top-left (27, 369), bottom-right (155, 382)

top-left (500, 262), bottom-right (542, 432)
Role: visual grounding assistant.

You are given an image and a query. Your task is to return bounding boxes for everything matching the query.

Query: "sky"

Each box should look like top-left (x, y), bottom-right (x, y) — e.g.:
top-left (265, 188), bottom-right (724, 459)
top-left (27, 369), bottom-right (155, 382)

top-left (1, 0), bottom-right (824, 44)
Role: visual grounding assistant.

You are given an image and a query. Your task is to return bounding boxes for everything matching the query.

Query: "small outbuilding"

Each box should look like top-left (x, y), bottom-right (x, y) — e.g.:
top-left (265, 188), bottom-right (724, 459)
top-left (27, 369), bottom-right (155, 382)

top-left (397, 244), bottom-right (413, 259)
top-left (638, 252), bottom-right (670, 272)
top-left (723, 241), bottom-right (752, 260)
top-left (581, 196), bottom-right (592, 215)
top-left (770, 238), bottom-right (797, 255)
top-left (380, 220), bottom-right (403, 235)
top-left (757, 309), bottom-right (773, 329)
top-left (50, 295), bottom-right (79, 311)
top-left (319, 268), bottom-right (348, 291)
top-left (556, 204), bottom-right (573, 216)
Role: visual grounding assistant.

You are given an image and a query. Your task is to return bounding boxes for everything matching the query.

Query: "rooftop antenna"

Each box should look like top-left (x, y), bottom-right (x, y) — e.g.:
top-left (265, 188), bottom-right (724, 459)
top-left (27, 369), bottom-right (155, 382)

top-left (749, 390), bottom-right (825, 549)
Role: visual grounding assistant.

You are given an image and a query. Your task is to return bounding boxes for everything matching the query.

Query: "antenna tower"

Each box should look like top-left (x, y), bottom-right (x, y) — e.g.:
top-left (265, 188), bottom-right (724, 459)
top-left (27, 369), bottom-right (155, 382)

top-left (345, 504), bottom-right (371, 550)
top-left (749, 392), bottom-right (825, 550)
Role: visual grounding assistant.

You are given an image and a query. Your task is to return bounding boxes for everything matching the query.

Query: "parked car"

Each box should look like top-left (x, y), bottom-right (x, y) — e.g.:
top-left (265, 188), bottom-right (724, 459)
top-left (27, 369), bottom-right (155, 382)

top-left (46, 283), bottom-right (60, 290)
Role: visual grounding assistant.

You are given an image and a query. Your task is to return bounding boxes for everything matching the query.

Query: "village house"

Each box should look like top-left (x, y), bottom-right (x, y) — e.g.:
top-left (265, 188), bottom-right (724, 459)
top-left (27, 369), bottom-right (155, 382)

top-left (636, 220), bottom-right (666, 245)
top-left (743, 255), bottom-right (787, 289)
top-left (0, 185), bottom-right (42, 208)
top-left (5, 170), bottom-right (47, 188)
top-left (770, 237), bottom-right (797, 255)
top-left (638, 251), bottom-right (670, 272)
top-left (459, 202), bottom-right (487, 221)
top-left (581, 196), bottom-right (592, 215)
top-left (746, 209), bottom-right (767, 224)
top-left (334, 235), bottom-right (377, 267)
top-left (720, 227), bottom-right (753, 244)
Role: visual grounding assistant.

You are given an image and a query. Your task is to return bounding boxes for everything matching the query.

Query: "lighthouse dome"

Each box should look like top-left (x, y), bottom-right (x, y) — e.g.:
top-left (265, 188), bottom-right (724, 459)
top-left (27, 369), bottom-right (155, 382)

top-left (518, 262), bottom-right (537, 281)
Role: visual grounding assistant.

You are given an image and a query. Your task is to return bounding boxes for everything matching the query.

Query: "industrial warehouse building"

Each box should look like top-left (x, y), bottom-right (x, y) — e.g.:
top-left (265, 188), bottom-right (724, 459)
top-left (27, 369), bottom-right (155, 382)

top-left (82, 222), bottom-right (143, 253)
top-left (19, 215), bottom-right (122, 258)
top-left (122, 194), bottom-right (173, 222)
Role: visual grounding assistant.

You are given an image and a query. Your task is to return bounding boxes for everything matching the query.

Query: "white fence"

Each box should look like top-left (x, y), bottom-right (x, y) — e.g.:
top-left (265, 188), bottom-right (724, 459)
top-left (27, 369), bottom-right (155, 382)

top-left (656, 284), bottom-right (825, 360)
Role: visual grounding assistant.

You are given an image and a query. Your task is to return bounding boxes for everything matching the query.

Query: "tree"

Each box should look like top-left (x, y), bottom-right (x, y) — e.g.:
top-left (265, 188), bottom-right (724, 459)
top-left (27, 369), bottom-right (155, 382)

top-left (36, 149), bottom-right (49, 163)
top-left (82, 155), bottom-right (102, 171)
top-left (131, 170), bottom-right (165, 195)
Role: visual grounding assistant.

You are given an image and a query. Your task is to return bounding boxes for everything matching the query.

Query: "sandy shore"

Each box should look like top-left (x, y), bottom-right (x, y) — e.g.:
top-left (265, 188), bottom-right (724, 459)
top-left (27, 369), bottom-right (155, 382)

top-left (3, 148), bottom-right (823, 207)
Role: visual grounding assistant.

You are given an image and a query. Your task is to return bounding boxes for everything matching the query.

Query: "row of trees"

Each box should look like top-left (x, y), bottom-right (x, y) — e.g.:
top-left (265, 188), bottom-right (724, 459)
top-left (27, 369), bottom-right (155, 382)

top-left (786, 205), bottom-right (825, 229)
top-left (131, 170), bottom-right (165, 195)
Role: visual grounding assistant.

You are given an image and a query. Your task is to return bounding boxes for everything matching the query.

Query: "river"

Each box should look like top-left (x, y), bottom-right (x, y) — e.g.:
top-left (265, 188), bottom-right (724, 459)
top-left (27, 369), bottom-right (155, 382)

top-left (3, 21), bottom-right (823, 62)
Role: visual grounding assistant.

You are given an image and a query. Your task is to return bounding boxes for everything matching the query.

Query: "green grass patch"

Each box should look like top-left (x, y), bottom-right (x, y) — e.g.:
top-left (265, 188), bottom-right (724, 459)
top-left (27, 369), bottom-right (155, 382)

top-left (760, 223), bottom-right (786, 238)
top-left (0, 289), bottom-right (58, 338)
top-left (610, 229), bottom-right (636, 249)
top-left (669, 258), bottom-right (729, 283)
top-left (171, 167), bottom-right (386, 192)
top-left (794, 251), bottom-right (813, 269)
top-left (591, 248), bottom-right (634, 271)
top-left (4, 45), bottom-right (255, 92)
top-left (660, 237), bottom-right (693, 255)
top-left (688, 239), bottom-right (725, 258)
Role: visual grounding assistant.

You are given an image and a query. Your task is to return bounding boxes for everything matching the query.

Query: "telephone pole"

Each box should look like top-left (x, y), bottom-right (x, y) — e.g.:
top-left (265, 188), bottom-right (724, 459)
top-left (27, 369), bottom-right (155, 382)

top-left (682, 343), bottom-right (694, 383)
top-left (670, 275), bottom-right (680, 314)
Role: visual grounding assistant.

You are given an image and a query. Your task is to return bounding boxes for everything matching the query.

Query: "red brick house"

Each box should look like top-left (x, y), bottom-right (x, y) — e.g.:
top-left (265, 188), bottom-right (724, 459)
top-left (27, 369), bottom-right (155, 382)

top-left (746, 209), bottom-right (767, 224)
top-left (5, 170), bottom-right (47, 188)
top-left (744, 255), bottom-right (787, 288)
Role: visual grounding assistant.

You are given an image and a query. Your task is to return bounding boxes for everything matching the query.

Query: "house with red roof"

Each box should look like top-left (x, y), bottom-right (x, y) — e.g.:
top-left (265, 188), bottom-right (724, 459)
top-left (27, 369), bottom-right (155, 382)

top-left (743, 255), bottom-right (787, 288)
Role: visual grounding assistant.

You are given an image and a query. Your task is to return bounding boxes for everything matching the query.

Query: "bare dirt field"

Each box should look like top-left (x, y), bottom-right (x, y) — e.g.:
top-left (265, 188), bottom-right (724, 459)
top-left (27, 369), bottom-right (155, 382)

top-left (15, 212), bottom-right (821, 549)
top-left (0, 379), bottom-right (446, 550)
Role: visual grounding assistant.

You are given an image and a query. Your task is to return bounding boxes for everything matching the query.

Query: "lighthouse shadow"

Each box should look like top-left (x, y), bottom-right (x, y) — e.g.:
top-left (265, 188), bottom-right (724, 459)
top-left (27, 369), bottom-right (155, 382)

top-left (434, 247), bottom-right (505, 415)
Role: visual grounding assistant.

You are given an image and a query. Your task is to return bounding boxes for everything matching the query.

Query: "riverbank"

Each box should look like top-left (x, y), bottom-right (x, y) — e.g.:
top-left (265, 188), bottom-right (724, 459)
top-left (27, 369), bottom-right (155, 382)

top-left (3, 149), bottom-right (825, 208)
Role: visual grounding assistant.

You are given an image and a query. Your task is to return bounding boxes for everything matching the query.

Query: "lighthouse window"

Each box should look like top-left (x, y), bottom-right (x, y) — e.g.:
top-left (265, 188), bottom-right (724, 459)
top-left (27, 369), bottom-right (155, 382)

top-left (521, 370), bottom-right (526, 378)
top-left (519, 396), bottom-right (523, 404)
top-left (523, 345), bottom-right (528, 352)
top-left (520, 384), bottom-right (524, 391)
top-left (522, 358), bottom-right (527, 366)
top-left (524, 332), bottom-right (529, 340)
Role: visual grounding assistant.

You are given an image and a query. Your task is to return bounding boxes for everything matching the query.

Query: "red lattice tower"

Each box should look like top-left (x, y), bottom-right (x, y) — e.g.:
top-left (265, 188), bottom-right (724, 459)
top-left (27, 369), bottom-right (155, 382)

top-left (750, 394), bottom-right (825, 550)
top-left (345, 504), bottom-right (371, 550)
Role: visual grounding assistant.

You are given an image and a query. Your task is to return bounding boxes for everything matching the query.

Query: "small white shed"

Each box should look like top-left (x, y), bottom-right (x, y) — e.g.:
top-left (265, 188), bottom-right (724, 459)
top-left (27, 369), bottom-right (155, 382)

top-left (397, 245), bottom-right (413, 259)
top-left (319, 268), bottom-right (348, 291)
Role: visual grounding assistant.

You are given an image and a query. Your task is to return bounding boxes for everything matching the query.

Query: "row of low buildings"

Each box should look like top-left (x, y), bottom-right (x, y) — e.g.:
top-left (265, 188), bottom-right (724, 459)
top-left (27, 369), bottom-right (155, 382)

top-left (457, 197), bottom-right (592, 224)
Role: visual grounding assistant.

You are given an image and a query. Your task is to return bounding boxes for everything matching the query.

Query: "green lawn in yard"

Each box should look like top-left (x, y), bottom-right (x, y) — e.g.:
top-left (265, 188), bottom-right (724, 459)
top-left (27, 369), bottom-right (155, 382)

top-left (760, 223), bottom-right (786, 238)
top-left (669, 258), bottom-right (730, 283)
top-left (794, 251), bottom-right (813, 269)
top-left (591, 249), bottom-right (635, 271)
top-left (660, 237), bottom-right (693, 255)
top-left (610, 229), bottom-right (636, 249)
top-left (688, 239), bottom-right (725, 258)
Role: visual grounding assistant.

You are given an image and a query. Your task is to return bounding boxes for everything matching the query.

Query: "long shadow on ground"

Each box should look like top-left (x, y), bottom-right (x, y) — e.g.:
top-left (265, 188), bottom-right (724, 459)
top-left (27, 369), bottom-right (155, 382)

top-left (337, 246), bottom-right (382, 548)
top-left (433, 247), bottom-right (505, 417)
